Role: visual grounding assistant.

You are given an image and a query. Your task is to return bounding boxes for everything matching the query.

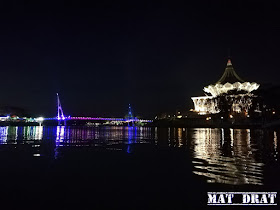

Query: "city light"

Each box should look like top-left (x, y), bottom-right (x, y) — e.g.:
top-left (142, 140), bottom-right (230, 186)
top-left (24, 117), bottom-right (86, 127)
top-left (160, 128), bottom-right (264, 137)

top-left (36, 117), bottom-right (44, 122)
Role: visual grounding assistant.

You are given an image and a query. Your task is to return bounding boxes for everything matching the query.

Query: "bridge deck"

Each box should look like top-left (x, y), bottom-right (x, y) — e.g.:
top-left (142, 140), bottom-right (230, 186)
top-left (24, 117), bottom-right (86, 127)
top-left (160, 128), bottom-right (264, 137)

top-left (44, 117), bottom-right (152, 122)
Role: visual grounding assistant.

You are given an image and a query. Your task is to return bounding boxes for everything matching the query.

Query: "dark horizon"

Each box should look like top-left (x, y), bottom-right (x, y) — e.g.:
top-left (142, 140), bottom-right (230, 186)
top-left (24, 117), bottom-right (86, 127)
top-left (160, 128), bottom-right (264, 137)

top-left (1, 1), bottom-right (280, 118)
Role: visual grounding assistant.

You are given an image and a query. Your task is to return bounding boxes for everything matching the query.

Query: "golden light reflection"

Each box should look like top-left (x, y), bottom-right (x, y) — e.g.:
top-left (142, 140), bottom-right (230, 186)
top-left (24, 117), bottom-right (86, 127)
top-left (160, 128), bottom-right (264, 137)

top-left (221, 128), bottom-right (224, 146)
top-left (274, 131), bottom-right (277, 151)
top-left (273, 131), bottom-right (278, 161)
top-left (230, 129), bottom-right (234, 147)
top-left (178, 128), bottom-right (183, 147)
top-left (191, 128), bottom-right (264, 185)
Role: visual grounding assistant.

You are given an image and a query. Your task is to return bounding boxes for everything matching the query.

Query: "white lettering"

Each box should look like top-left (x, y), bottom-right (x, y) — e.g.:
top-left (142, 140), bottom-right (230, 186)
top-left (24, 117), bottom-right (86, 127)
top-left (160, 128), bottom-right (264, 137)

top-left (260, 194), bottom-right (268, 204)
top-left (217, 194), bottom-right (225, 203)
top-left (251, 194), bottom-right (259, 203)
top-left (208, 192), bottom-right (277, 206)
top-left (243, 194), bottom-right (250, 203)
top-left (226, 194), bottom-right (234, 203)
top-left (208, 194), bottom-right (217, 204)
top-left (268, 194), bottom-right (276, 204)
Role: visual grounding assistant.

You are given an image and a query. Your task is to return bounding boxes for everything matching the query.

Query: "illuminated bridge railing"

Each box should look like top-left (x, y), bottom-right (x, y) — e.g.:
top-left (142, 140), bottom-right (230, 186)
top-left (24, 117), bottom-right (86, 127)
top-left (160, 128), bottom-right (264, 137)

top-left (44, 117), bottom-right (152, 122)
top-left (70, 117), bottom-right (125, 121)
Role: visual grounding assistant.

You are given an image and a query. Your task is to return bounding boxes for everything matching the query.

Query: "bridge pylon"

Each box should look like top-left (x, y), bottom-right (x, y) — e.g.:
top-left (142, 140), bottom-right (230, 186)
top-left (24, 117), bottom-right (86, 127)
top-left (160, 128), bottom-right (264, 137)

top-left (57, 93), bottom-right (66, 126)
top-left (126, 104), bottom-right (135, 126)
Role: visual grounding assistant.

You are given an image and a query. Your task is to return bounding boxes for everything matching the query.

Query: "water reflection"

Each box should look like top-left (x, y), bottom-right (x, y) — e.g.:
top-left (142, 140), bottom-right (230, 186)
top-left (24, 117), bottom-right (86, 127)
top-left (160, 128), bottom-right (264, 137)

top-left (190, 128), bottom-right (264, 185)
top-left (0, 126), bottom-right (43, 144)
top-left (56, 126), bottom-right (65, 146)
top-left (0, 126), bottom-right (8, 144)
top-left (53, 126), bottom-right (152, 147)
top-left (155, 127), bottom-right (279, 185)
top-left (127, 126), bottom-right (136, 153)
top-left (273, 131), bottom-right (278, 161)
top-left (0, 126), bottom-right (279, 185)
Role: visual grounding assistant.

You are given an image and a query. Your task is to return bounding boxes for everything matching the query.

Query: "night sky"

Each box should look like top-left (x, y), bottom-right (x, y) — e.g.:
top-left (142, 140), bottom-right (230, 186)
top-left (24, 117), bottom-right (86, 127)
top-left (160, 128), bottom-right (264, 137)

top-left (1, 1), bottom-right (279, 118)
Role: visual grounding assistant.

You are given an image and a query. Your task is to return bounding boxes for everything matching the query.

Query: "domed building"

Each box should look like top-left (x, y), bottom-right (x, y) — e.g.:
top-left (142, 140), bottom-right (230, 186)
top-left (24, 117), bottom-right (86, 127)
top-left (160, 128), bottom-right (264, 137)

top-left (191, 59), bottom-right (260, 115)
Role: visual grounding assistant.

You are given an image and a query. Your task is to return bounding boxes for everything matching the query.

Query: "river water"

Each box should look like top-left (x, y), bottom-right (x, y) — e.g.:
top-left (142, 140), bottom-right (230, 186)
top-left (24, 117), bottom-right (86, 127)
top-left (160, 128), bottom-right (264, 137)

top-left (0, 126), bottom-right (278, 186)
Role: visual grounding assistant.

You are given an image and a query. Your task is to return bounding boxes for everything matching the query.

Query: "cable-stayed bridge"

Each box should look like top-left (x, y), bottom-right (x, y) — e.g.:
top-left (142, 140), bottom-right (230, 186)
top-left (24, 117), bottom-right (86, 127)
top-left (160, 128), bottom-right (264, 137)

top-left (41, 93), bottom-right (152, 125)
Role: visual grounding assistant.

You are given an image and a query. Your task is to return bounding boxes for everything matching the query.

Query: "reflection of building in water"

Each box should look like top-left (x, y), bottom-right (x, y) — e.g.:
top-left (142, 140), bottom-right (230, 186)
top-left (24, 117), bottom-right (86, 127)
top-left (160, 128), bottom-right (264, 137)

top-left (22, 126), bottom-right (43, 141)
top-left (0, 126), bottom-right (8, 144)
top-left (191, 59), bottom-right (260, 116)
top-left (273, 131), bottom-right (278, 161)
top-left (178, 128), bottom-right (183, 147)
top-left (0, 126), bottom-right (44, 156)
top-left (0, 127), bottom-right (17, 144)
top-left (7, 126), bottom-right (19, 144)
top-left (35, 126), bottom-right (43, 140)
top-left (155, 127), bottom-right (187, 148)
top-left (191, 128), bottom-right (264, 185)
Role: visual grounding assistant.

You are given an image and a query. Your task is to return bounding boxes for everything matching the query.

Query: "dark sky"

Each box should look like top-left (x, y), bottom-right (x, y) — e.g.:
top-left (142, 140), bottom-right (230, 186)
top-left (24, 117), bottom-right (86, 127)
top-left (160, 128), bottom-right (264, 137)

top-left (1, 1), bottom-right (280, 118)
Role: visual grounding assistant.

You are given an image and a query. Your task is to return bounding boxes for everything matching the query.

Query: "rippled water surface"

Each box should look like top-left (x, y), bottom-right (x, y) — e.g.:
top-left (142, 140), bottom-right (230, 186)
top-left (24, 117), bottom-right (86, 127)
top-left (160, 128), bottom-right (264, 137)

top-left (0, 126), bottom-right (279, 185)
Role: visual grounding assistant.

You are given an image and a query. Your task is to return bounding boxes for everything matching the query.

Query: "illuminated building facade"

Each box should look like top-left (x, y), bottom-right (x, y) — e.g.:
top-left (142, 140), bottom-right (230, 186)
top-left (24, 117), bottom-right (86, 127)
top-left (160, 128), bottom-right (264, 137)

top-left (191, 59), bottom-right (260, 115)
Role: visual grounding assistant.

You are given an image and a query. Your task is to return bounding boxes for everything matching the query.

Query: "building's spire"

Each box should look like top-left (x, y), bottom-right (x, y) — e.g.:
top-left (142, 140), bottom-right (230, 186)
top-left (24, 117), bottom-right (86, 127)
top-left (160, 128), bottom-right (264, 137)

top-left (216, 58), bottom-right (244, 84)
top-left (227, 58), bottom-right (232, 66)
